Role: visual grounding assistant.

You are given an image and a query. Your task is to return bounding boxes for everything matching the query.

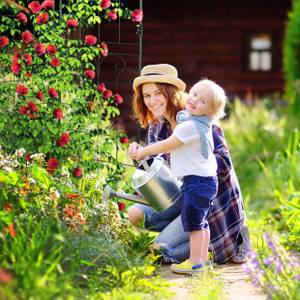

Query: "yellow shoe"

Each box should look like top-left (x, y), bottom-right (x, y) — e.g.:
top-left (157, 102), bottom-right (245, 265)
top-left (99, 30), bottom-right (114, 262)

top-left (171, 260), bottom-right (205, 275)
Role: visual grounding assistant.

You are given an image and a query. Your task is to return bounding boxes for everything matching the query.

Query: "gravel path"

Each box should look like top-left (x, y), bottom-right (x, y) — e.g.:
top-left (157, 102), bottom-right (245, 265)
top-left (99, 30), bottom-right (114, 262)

top-left (160, 263), bottom-right (266, 300)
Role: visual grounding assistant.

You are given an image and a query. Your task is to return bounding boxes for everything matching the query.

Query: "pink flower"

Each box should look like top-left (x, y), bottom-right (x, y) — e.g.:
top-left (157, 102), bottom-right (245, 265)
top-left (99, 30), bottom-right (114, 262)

top-left (96, 83), bottom-right (106, 92)
top-left (73, 167), bottom-right (83, 177)
top-left (17, 13), bottom-right (27, 24)
top-left (0, 36), bottom-right (9, 48)
top-left (120, 136), bottom-right (129, 144)
top-left (107, 10), bottom-right (117, 20)
top-left (35, 43), bottom-right (46, 56)
top-left (57, 132), bottom-right (70, 147)
top-left (27, 101), bottom-right (38, 112)
top-left (47, 44), bottom-right (57, 54)
top-left (19, 106), bottom-right (27, 115)
top-left (53, 108), bottom-right (63, 119)
top-left (48, 87), bottom-right (58, 99)
top-left (11, 63), bottom-right (22, 75)
top-left (0, 269), bottom-right (13, 283)
top-left (21, 31), bottom-right (33, 44)
top-left (50, 57), bottom-right (60, 67)
top-left (84, 35), bottom-right (97, 46)
top-left (66, 19), bottom-right (78, 28)
top-left (118, 201), bottom-right (126, 212)
top-left (28, 112), bottom-right (38, 119)
top-left (28, 1), bottom-right (42, 14)
top-left (131, 9), bottom-right (143, 22)
top-left (102, 89), bottom-right (112, 99)
top-left (24, 53), bottom-right (32, 65)
top-left (100, 42), bottom-right (108, 57)
top-left (41, 0), bottom-right (54, 10)
top-left (100, 0), bottom-right (111, 9)
top-left (114, 93), bottom-right (123, 104)
top-left (36, 12), bottom-right (49, 25)
top-left (16, 83), bottom-right (28, 96)
top-left (84, 69), bottom-right (95, 79)
top-left (36, 91), bottom-right (44, 100)
top-left (25, 71), bottom-right (32, 77)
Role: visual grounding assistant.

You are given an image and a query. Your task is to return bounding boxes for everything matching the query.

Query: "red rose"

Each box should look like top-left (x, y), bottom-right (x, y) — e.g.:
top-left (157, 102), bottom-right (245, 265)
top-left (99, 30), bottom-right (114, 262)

top-left (16, 83), bottom-right (28, 96)
top-left (87, 101), bottom-right (94, 111)
top-left (100, 0), bottom-right (111, 9)
top-left (53, 108), bottom-right (63, 119)
top-left (0, 269), bottom-right (13, 284)
top-left (131, 9), bottom-right (143, 22)
top-left (35, 43), bottom-right (46, 56)
top-left (17, 12), bottom-right (27, 24)
top-left (21, 31), bottom-right (33, 44)
top-left (26, 71), bottom-right (32, 77)
top-left (0, 36), bottom-right (9, 48)
top-left (96, 83), bottom-right (106, 92)
top-left (48, 87), bottom-right (58, 98)
top-left (47, 44), bottom-right (57, 54)
top-left (28, 1), bottom-right (42, 14)
top-left (84, 35), bottom-right (97, 46)
top-left (24, 53), bottom-right (32, 65)
top-left (25, 153), bottom-right (31, 161)
top-left (73, 167), bottom-right (83, 177)
top-left (107, 10), bottom-right (117, 20)
top-left (100, 42), bottom-right (108, 57)
top-left (66, 19), bottom-right (78, 28)
top-left (36, 12), bottom-right (49, 25)
top-left (118, 201), bottom-right (126, 212)
top-left (11, 63), bottom-right (22, 75)
top-left (102, 89), bottom-right (112, 99)
top-left (84, 69), bottom-right (95, 79)
top-left (36, 91), bottom-right (44, 100)
top-left (120, 136), bottom-right (129, 144)
top-left (27, 101), bottom-right (38, 112)
top-left (50, 57), bottom-right (60, 67)
top-left (19, 106), bottom-right (27, 115)
top-left (41, 0), bottom-right (54, 10)
top-left (47, 158), bottom-right (59, 174)
top-left (57, 132), bottom-right (70, 147)
top-left (114, 93), bottom-right (123, 104)
top-left (28, 113), bottom-right (38, 119)
top-left (12, 52), bottom-right (22, 63)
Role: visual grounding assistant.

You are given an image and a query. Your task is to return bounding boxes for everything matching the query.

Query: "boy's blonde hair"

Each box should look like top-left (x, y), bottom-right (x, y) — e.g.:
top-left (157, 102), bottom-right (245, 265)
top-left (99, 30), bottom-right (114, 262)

top-left (194, 79), bottom-right (227, 120)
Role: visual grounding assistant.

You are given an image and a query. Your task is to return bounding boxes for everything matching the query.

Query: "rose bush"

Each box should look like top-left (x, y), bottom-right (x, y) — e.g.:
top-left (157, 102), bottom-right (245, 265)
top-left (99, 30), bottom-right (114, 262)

top-left (0, 0), bottom-right (143, 179)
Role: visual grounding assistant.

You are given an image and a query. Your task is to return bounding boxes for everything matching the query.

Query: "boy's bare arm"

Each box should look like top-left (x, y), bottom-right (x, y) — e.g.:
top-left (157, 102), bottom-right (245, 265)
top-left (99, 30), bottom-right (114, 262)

top-left (136, 135), bottom-right (182, 161)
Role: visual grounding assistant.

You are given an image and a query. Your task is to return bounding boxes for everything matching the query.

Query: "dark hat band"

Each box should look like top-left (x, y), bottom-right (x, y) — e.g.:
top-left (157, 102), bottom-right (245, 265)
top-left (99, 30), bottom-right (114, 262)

top-left (143, 72), bottom-right (164, 76)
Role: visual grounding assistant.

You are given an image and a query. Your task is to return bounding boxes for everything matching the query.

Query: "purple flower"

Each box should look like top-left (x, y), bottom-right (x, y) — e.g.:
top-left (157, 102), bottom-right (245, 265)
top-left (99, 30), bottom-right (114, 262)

top-left (263, 233), bottom-right (277, 252)
top-left (293, 274), bottom-right (300, 281)
top-left (263, 256), bottom-right (275, 267)
top-left (274, 257), bottom-right (284, 274)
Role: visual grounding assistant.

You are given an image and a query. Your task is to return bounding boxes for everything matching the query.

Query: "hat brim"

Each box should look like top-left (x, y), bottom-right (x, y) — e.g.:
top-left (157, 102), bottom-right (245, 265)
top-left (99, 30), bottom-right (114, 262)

top-left (133, 74), bottom-right (186, 91)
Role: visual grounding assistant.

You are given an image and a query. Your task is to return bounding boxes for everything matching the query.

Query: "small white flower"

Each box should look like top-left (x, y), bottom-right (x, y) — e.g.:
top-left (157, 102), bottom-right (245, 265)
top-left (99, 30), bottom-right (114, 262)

top-left (15, 148), bottom-right (26, 157)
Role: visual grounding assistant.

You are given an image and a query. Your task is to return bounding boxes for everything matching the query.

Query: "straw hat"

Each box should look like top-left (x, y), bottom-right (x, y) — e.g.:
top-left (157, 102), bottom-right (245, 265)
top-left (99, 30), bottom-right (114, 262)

top-left (133, 64), bottom-right (186, 91)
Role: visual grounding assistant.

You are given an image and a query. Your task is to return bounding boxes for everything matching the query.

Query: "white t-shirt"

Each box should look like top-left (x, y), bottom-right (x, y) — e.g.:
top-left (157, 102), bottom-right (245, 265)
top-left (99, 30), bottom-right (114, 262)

top-left (171, 120), bottom-right (217, 178)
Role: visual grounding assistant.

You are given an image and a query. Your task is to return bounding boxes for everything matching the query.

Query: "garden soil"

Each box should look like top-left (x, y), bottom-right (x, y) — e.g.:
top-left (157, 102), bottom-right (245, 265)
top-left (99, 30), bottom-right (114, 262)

top-left (160, 263), bottom-right (266, 300)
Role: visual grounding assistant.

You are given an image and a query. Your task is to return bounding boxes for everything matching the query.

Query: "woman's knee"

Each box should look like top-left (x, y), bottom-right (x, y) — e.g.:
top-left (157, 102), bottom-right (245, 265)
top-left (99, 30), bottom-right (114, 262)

top-left (127, 206), bottom-right (144, 226)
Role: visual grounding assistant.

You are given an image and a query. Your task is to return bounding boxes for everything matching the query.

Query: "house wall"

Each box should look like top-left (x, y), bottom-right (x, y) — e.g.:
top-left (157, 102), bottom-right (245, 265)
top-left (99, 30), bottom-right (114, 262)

top-left (97, 0), bottom-right (292, 138)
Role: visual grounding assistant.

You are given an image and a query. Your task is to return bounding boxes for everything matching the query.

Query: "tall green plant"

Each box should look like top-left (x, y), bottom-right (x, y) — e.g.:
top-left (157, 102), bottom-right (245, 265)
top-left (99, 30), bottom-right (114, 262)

top-left (283, 0), bottom-right (300, 114)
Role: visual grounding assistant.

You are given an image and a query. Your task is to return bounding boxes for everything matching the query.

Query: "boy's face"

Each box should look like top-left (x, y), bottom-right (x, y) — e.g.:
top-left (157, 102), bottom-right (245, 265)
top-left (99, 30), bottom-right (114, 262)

top-left (185, 83), bottom-right (212, 116)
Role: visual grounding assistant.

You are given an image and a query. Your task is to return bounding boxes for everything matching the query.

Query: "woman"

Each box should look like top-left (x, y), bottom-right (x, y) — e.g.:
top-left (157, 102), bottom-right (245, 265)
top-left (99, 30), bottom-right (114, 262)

top-left (128, 64), bottom-right (249, 264)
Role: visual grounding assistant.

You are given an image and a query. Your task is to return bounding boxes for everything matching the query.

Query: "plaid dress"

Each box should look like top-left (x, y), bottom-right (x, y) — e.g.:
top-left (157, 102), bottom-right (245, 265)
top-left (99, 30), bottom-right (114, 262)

top-left (148, 120), bottom-right (246, 264)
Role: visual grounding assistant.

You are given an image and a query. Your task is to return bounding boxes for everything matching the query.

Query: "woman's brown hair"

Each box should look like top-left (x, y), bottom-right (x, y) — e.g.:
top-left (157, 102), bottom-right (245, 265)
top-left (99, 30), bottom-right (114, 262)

top-left (132, 83), bottom-right (186, 128)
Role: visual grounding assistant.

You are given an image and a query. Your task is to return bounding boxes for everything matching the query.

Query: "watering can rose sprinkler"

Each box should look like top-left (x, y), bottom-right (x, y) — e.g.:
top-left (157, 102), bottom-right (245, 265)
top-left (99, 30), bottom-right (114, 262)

top-left (103, 156), bottom-right (182, 212)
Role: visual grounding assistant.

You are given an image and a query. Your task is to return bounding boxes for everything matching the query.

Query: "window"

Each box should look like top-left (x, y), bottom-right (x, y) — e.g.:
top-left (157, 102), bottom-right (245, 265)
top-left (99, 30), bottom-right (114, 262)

top-left (248, 34), bottom-right (272, 71)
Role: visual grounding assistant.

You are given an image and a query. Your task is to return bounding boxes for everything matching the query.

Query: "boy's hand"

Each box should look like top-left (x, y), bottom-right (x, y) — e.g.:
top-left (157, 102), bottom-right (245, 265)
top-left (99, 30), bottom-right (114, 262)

top-left (136, 147), bottom-right (146, 161)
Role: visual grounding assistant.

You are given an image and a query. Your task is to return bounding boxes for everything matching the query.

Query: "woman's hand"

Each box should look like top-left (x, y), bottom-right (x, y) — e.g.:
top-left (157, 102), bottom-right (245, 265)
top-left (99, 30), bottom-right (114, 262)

top-left (136, 147), bottom-right (146, 161)
top-left (128, 141), bottom-right (142, 160)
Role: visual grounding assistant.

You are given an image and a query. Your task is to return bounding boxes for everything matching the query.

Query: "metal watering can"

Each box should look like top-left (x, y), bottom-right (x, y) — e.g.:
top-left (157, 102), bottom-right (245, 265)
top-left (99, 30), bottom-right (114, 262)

top-left (103, 156), bottom-right (182, 211)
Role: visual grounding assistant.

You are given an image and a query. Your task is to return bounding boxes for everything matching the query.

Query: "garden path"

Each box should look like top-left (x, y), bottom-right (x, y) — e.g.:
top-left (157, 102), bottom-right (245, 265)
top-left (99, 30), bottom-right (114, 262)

top-left (160, 263), bottom-right (266, 300)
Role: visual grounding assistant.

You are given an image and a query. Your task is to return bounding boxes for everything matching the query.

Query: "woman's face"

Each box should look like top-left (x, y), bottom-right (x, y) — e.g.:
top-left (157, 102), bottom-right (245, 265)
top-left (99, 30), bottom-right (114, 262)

top-left (142, 83), bottom-right (168, 119)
